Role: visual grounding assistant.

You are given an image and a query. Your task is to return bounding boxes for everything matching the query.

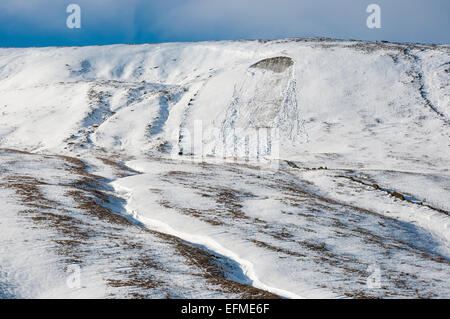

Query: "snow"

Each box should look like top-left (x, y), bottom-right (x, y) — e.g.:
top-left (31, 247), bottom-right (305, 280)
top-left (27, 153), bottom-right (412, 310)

top-left (0, 38), bottom-right (449, 298)
top-left (111, 158), bottom-right (449, 298)
top-left (1, 149), bottom-right (278, 298)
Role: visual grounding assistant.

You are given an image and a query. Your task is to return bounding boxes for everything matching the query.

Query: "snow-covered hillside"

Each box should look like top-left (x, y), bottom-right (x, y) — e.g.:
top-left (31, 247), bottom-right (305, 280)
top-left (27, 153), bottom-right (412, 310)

top-left (0, 38), bottom-right (449, 298)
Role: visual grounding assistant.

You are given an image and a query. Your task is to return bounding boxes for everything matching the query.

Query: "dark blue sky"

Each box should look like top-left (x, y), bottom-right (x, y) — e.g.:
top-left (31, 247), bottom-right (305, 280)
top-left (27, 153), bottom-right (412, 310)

top-left (0, 0), bottom-right (449, 47)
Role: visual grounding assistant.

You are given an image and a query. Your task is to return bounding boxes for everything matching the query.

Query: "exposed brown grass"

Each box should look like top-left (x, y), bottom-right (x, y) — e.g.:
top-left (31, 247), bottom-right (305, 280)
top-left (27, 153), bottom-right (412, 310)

top-left (1, 149), bottom-right (280, 298)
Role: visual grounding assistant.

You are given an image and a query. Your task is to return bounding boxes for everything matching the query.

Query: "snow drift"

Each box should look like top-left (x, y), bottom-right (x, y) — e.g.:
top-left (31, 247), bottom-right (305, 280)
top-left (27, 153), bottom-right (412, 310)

top-left (0, 38), bottom-right (449, 299)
